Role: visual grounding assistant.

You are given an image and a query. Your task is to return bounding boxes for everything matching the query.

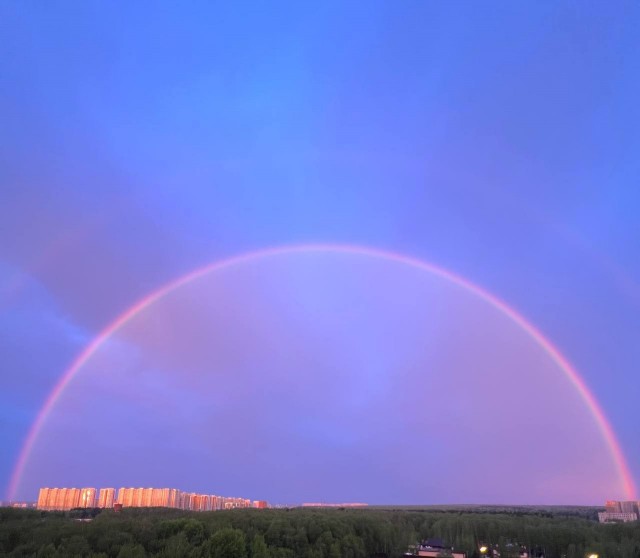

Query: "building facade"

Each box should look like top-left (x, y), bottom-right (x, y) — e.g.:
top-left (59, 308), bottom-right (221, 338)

top-left (37, 486), bottom-right (265, 511)
top-left (599, 500), bottom-right (639, 523)
top-left (98, 488), bottom-right (115, 508)
top-left (37, 487), bottom-right (92, 510)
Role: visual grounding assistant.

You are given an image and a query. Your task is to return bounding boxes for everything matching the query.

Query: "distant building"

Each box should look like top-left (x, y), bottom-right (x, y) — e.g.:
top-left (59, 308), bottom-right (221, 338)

top-left (253, 500), bottom-right (269, 508)
top-left (37, 486), bottom-right (260, 512)
top-left (37, 487), bottom-right (95, 510)
top-left (408, 538), bottom-right (466, 558)
top-left (37, 488), bottom-right (51, 510)
top-left (600, 500), bottom-right (639, 523)
top-left (62, 488), bottom-right (77, 509)
top-left (598, 511), bottom-right (638, 523)
top-left (117, 487), bottom-right (185, 509)
top-left (80, 488), bottom-right (97, 508)
top-left (98, 488), bottom-right (115, 508)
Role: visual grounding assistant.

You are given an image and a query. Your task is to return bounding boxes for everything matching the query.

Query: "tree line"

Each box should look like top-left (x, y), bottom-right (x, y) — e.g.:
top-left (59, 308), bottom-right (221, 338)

top-left (1, 506), bottom-right (639, 557)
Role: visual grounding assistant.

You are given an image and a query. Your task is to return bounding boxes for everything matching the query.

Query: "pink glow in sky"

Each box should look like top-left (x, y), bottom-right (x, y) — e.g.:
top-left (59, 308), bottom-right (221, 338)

top-left (12, 248), bottom-right (631, 504)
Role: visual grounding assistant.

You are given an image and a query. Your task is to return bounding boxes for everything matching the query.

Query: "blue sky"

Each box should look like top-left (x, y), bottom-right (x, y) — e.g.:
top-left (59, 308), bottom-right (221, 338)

top-left (1, 1), bottom-right (639, 502)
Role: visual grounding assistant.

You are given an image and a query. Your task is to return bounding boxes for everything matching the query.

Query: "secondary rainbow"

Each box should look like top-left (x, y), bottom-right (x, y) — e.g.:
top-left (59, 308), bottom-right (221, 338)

top-left (8, 244), bottom-right (637, 500)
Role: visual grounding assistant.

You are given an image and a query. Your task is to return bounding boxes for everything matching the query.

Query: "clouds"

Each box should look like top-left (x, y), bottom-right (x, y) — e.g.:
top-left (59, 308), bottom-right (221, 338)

top-left (0, 263), bottom-right (90, 495)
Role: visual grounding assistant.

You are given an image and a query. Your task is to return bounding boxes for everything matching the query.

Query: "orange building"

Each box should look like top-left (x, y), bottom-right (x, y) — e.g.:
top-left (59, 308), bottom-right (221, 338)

top-left (38, 486), bottom-right (264, 512)
top-left (79, 488), bottom-right (97, 508)
top-left (37, 488), bottom-right (51, 510)
top-left (98, 488), bottom-right (115, 508)
top-left (37, 487), bottom-right (93, 510)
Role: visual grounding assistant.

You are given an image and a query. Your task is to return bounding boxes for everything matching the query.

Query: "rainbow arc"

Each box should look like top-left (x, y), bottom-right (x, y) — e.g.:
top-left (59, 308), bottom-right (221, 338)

top-left (8, 244), bottom-right (636, 500)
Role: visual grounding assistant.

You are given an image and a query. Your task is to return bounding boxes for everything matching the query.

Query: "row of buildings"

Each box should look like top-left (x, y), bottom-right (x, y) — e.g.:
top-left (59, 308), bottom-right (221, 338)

top-left (36, 487), bottom-right (268, 512)
top-left (598, 500), bottom-right (640, 523)
top-left (406, 539), bottom-right (546, 558)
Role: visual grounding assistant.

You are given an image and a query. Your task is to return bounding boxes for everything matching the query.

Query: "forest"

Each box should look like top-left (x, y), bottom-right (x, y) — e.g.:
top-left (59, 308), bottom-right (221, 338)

top-left (1, 505), bottom-right (639, 558)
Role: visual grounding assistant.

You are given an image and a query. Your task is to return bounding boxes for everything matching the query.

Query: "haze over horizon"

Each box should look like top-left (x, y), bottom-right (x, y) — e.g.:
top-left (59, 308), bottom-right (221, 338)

top-left (1, 1), bottom-right (639, 505)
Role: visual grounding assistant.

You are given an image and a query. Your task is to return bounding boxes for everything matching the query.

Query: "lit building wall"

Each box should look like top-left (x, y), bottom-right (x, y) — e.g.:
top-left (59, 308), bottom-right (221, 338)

top-left (37, 488), bottom-right (50, 510)
top-left (606, 500), bottom-right (621, 513)
top-left (98, 488), bottom-right (115, 508)
top-left (620, 501), bottom-right (638, 514)
top-left (54, 488), bottom-right (66, 509)
top-left (598, 511), bottom-right (638, 523)
top-left (117, 487), bottom-right (135, 507)
top-left (182, 492), bottom-right (196, 511)
top-left (193, 494), bottom-right (211, 511)
top-left (142, 488), bottom-right (153, 507)
top-left (37, 486), bottom-right (264, 512)
top-left (36, 487), bottom-right (95, 510)
top-left (168, 489), bottom-right (180, 508)
top-left (134, 488), bottom-right (144, 507)
top-left (65, 488), bottom-right (81, 509)
top-left (50, 488), bottom-right (61, 509)
top-left (604, 500), bottom-right (640, 517)
top-left (80, 488), bottom-right (97, 508)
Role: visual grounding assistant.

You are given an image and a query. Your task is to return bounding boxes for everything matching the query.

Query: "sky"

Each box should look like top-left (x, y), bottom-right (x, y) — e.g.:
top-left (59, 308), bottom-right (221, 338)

top-left (1, 1), bottom-right (639, 504)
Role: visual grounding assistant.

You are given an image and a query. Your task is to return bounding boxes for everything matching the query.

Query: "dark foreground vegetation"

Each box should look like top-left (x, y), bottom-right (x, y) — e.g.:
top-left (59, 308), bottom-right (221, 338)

top-left (1, 506), bottom-right (639, 558)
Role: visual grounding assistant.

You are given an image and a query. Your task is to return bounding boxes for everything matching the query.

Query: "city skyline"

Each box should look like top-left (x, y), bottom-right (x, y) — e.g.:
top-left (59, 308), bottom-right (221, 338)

top-left (36, 486), bottom-right (265, 511)
top-left (2, 1), bottom-right (639, 505)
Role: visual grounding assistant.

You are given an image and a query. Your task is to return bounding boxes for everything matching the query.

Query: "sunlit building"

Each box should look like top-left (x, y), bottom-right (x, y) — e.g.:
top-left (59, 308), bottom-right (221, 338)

top-left (166, 488), bottom-right (180, 508)
top-left (80, 488), bottom-right (97, 508)
top-left (98, 488), bottom-right (115, 508)
top-left (192, 494), bottom-right (211, 511)
top-left (38, 486), bottom-right (262, 512)
top-left (37, 488), bottom-right (51, 510)
top-left (599, 500), bottom-right (639, 523)
top-left (54, 488), bottom-right (67, 509)
top-left (64, 488), bottom-right (81, 509)
top-left (134, 488), bottom-right (145, 507)
top-left (220, 497), bottom-right (251, 509)
top-left (37, 487), bottom-right (95, 510)
top-left (181, 492), bottom-right (196, 510)
top-left (605, 500), bottom-right (639, 514)
top-left (36, 488), bottom-right (51, 510)
top-left (49, 488), bottom-right (60, 509)
top-left (117, 487), bottom-right (183, 508)
top-left (117, 487), bottom-right (133, 507)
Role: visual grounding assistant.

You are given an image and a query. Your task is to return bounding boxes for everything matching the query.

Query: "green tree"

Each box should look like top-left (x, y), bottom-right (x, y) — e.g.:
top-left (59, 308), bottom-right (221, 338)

top-left (269, 549), bottom-right (294, 558)
top-left (251, 534), bottom-right (270, 558)
top-left (117, 543), bottom-right (147, 558)
top-left (183, 519), bottom-right (206, 546)
top-left (37, 543), bottom-right (58, 558)
top-left (209, 528), bottom-right (247, 558)
top-left (59, 535), bottom-right (91, 556)
top-left (340, 534), bottom-right (366, 558)
top-left (158, 533), bottom-right (191, 558)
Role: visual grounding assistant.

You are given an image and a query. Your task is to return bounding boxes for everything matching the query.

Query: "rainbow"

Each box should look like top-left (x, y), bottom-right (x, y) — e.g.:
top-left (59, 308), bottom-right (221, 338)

top-left (8, 244), bottom-right (637, 500)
